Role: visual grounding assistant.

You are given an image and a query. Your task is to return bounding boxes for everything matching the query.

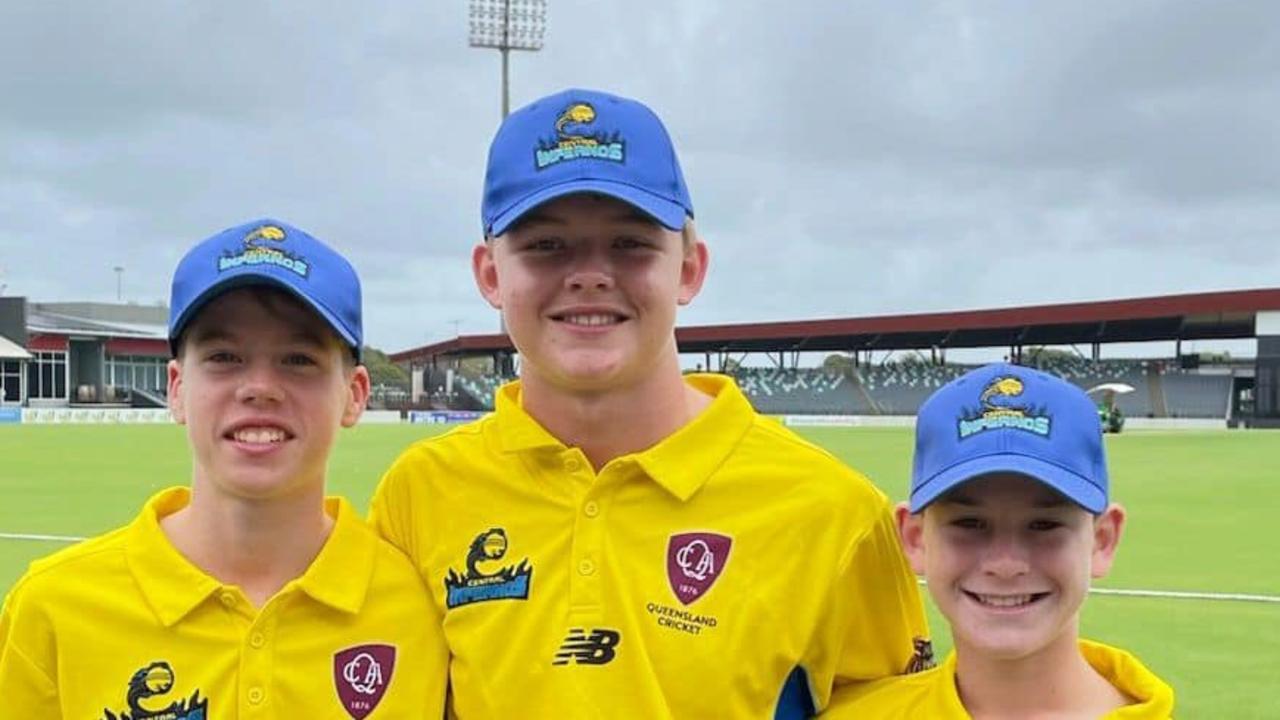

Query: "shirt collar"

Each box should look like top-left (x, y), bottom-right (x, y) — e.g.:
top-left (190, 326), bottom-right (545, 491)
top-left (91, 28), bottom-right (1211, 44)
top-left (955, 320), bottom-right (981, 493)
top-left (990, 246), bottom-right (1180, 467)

top-left (493, 380), bottom-right (565, 453)
top-left (125, 487), bottom-right (223, 627)
top-left (631, 374), bottom-right (755, 501)
top-left (295, 496), bottom-right (378, 615)
top-left (126, 488), bottom-right (376, 626)
top-left (491, 374), bottom-right (755, 502)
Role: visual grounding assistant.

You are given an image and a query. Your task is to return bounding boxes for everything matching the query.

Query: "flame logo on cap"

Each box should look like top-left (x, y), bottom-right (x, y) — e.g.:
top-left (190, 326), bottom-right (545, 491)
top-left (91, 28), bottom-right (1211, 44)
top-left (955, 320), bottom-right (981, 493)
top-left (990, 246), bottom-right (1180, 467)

top-left (243, 224), bottom-right (286, 248)
top-left (536, 101), bottom-right (625, 170)
top-left (959, 375), bottom-right (1050, 439)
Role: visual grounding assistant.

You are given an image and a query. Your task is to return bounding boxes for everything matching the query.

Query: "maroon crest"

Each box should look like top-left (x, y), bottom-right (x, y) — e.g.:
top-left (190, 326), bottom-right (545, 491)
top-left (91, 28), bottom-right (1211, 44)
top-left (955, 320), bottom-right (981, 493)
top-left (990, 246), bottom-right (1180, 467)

top-left (333, 644), bottom-right (396, 719)
top-left (666, 532), bottom-right (732, 605)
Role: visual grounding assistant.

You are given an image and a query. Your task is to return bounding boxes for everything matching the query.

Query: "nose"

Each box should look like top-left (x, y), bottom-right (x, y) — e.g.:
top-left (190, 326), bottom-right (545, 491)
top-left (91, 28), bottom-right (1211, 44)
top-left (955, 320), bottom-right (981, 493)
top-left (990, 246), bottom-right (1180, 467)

top-left (564, 247), bottom-right (615, 292)
top-left (234, 362), bottom-right (284, 405)
top-left (981, 530), bottom-right (1031, 579)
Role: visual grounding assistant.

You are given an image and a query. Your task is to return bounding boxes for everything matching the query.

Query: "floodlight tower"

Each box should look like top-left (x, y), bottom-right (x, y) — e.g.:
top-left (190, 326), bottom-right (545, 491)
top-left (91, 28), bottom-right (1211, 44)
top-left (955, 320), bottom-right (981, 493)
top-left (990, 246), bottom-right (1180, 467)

top-left (468, 0), bottom-right (547, 118)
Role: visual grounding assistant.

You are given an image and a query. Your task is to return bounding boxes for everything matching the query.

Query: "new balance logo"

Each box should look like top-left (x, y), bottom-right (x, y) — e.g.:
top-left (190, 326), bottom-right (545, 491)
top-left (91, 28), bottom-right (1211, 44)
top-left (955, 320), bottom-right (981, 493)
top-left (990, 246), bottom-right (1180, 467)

top-left (552, 628), bottom-right (621, 666)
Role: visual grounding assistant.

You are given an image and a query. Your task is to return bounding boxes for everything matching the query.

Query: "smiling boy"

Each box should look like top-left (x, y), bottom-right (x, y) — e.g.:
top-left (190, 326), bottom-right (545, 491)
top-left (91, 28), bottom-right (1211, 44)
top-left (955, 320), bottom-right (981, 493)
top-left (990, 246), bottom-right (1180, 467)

top-left (0, 219), bottom-right (447, 718)
top-left (827, 362), bottom-right (1174, 718)
top-left (371, 88), bottom-right (929, 718)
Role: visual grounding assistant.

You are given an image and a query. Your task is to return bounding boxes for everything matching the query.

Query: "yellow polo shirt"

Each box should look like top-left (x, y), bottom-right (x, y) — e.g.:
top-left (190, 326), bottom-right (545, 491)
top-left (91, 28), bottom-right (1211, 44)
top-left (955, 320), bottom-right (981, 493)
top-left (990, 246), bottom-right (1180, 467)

top-left (828, 639), bottom-right (1175, 718)
top-left (371, 374), bottom-right (929, 719)
top-left (0, 487), bottom-right (447, 719)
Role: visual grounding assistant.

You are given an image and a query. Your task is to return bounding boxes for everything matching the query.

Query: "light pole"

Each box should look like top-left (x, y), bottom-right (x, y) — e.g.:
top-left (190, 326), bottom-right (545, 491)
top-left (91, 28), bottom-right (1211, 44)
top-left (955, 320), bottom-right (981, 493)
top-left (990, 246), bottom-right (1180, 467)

top-left (113, 266), bottom-right (124, 302)
top-left (468, 0), bottom-right (547, 119)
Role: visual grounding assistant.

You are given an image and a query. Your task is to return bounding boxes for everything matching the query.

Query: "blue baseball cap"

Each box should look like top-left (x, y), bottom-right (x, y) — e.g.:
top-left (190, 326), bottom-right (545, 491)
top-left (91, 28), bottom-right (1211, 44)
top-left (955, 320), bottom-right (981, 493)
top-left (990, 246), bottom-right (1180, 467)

top-left (482, 88), bottom-right (694, 237)
top-left (910, 363), bottom-right (1108, 513)
top-left (168, 218), bottom-right (362, 361)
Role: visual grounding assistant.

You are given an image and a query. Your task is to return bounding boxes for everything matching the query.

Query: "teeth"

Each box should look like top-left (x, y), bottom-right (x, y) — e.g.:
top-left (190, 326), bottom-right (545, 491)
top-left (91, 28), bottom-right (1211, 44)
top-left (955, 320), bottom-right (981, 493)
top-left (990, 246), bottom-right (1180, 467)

top-left (232, 427), bottom-right (286, 444)
top-left (563, 313), bottom-right (618, 327)
top-left (974, 593), bottom-right (1036, 608)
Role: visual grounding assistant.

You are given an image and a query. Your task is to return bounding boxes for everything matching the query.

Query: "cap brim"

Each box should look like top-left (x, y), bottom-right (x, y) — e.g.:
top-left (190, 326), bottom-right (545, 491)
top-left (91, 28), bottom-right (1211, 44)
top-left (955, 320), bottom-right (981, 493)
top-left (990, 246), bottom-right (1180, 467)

top-left (910, 453), bottom-right (1107, 514)
top-left (169, 271), bottom-right (361, 360)
top-left (488, 179), bottom-right (689, 236)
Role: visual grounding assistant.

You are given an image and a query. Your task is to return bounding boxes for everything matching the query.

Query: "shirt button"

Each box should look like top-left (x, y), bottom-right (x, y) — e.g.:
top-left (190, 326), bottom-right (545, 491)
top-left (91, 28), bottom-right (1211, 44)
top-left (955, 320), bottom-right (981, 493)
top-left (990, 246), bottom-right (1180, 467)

top-left (578, 558), bottom-right (596, 576)
top-left (250, 633), bottom-right (266, 648)
top-left (219, 591), bottom-right (236, 607)
top-left (583, 501), bottom-right (600, 518)
top-left (248, 687), bottom-right (265, 704)
top-left (565, 457), bottom-right (581, 472)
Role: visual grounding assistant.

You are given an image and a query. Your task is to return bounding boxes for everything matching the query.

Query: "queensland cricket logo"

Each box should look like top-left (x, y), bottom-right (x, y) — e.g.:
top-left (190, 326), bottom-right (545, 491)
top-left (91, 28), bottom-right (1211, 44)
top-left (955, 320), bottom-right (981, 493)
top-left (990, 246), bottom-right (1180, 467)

top-left (101, 661), bottom-right (208, 720)
top-left (667, 532), bottom-right (732, 605)
top-left (333, 644), bottom-right (396, 720)
top-left (958, 376), bottom-right (1051, 439)
top-left (217, 223), bottom-right (310, 278)
top-left (444, 527), bottom-right (533, 609)
top-left (534, 101), bottom-right (626, 169)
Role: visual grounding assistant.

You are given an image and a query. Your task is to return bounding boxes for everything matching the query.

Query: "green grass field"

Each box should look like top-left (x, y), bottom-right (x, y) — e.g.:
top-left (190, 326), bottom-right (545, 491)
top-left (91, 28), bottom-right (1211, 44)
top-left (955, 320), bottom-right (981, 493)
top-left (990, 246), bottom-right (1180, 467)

top-left (2, 424), bottom-right (1277, 716)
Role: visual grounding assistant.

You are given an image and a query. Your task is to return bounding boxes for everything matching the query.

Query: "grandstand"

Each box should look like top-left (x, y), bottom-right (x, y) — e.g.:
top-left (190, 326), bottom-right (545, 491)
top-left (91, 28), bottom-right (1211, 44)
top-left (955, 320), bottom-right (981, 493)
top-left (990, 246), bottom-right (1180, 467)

top-left (388, 288), bottom-right (1280, 428)
top-left (439, 359), bottom-right (1238, 421)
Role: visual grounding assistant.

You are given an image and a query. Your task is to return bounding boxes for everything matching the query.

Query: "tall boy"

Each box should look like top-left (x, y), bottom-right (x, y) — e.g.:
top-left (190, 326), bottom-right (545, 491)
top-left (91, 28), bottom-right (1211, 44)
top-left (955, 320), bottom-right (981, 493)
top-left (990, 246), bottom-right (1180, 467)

top-left (829, 362), bottom-right (1174, 718)
top-left (0, 219), bottom-right (447, 718)
top-left (371, 88), bottom-right (929, 718)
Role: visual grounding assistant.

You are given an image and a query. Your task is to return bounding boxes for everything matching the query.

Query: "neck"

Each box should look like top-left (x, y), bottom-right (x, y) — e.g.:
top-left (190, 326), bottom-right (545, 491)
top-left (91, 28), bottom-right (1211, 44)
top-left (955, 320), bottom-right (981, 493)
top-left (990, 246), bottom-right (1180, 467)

top-left (520, 354), bottom-right (711, 470)
top-left (954, 627), bottom-right (1129, 719)
top-left (161, 481), bottom-right (334, 608)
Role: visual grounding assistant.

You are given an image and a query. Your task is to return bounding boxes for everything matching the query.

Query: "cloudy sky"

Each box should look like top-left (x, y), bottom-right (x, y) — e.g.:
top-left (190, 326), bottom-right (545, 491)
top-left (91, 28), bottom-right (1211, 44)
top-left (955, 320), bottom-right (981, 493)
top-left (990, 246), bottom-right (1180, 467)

top-left (2, 1), bottom-right (1277, 356)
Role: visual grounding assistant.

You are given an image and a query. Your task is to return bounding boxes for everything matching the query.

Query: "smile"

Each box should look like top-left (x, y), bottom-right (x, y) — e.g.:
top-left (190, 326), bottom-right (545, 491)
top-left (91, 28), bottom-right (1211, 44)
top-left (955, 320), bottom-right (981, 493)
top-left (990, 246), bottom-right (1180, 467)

top-left (964, 591), bottom-right (1050, 609)
top-left (227, 426), bottom-right (291, 444)
top-left (553, 313), bottom-right (626, 326)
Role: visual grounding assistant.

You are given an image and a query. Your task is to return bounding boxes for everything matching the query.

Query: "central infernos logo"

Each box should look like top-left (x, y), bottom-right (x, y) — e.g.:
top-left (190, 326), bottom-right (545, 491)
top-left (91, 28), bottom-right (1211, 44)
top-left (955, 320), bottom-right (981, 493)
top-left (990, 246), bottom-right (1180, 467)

top-left (444, 527), bottom-right (533, 609)
top-left (101, 661), bottom-right (207, 720)
top-left (217, 223), bottom-right (310, 278)
top-left (534, 101), bottom-right (626, 170)
top-left (958, 376), bottom-right (1052, 439)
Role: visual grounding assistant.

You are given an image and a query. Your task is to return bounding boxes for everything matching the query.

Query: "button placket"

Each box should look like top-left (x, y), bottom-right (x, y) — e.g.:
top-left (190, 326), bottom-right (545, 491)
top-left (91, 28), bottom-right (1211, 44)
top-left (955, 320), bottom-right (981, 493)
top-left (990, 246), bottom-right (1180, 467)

top-left (568, 462), bottom-right (622, 612)
top-left (239, 601), bottom-right (279, 715)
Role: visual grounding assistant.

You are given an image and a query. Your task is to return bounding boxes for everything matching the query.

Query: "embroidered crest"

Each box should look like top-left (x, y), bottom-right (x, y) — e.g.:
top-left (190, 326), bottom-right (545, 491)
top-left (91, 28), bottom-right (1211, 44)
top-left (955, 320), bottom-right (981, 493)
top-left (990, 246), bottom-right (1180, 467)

top-left (534, 101), bottom-right (626, 170)
top-left (217, 223), bottom-right (310, 277)
top-left (333, 644), bottom-right (396, 719)
top-left (444, 527), bottom-right (533, 609)
top-left (101, 661), bottom-right (208, 720)
top-left (666, 532), bottom-right (732, 605)
top-left (958, 375), bottom-right (1052, 439)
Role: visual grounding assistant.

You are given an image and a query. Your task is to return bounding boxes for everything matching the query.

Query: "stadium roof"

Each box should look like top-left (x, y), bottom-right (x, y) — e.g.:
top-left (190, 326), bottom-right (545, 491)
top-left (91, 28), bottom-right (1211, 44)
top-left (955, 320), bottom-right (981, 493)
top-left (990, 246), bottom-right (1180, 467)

top-left (27, 308), bottom-right (167, 340)
top-left (389, 287), bottom-right (1280, 363)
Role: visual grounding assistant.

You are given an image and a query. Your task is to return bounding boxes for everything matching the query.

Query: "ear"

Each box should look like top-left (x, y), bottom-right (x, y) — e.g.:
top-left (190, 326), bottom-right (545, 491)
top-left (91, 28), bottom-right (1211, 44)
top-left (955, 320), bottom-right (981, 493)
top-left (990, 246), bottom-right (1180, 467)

top-left (1090, 503), bottom-right (1127, 579)
top-left (895, 502), bottom-right (928, 576)
top-left (167, 359), bottom-right (187, 425)
top-left (472, 241), bottom-right (503, 310)
top-left (341, 365), bottom-right (372, 428)
top-left (677, 239), bottom-right (709, 306)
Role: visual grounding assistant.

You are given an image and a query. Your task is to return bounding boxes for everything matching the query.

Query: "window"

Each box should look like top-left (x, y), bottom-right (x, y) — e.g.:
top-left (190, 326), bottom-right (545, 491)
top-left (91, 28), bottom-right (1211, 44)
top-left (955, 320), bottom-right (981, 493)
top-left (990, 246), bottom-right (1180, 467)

top-left (1, 360), bottom-right (20, 403)
top-left (26, 351), bottom-right (67, 400)
top-left (105, 354), bottom-right (167, 393)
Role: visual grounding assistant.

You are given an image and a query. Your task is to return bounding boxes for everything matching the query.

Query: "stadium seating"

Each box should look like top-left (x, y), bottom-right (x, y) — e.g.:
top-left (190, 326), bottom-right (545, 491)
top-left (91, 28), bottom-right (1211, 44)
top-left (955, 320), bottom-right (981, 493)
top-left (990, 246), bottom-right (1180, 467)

top-left (734, 368), bottom-right (865, 414)
top-left (443, 361), bottom-right (1234, 420)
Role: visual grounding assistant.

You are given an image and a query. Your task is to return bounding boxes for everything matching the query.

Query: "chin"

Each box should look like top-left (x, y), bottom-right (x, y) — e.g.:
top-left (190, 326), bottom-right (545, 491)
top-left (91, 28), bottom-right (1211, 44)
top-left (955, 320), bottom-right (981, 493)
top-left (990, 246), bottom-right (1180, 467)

top-left (542, 352), bottom-right (632, 386)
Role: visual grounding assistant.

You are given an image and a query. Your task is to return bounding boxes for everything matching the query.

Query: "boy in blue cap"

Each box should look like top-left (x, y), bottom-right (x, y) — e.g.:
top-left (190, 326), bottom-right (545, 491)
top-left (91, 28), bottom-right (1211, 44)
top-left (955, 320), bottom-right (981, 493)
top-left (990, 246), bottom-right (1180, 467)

top-left (372, 88), bottom-right (930, 717)
top-left (0, 220), bottom-right (447, 718)
top-left (828, 363), bottom-right (1174, 718)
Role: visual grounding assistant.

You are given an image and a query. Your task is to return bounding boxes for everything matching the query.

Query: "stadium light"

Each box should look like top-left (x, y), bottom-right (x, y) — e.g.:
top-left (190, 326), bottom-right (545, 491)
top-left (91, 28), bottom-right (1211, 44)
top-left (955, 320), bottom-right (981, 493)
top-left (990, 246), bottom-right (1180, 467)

top-left (468, 0), bottom-right (547, 118)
